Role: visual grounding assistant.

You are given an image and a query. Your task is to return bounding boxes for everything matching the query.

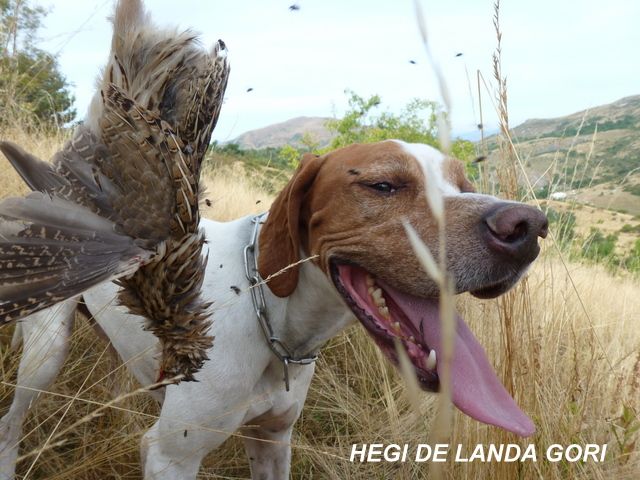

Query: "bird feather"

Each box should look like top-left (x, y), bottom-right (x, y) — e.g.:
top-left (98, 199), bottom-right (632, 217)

top-left (0, 0), bottom-right (230, 380)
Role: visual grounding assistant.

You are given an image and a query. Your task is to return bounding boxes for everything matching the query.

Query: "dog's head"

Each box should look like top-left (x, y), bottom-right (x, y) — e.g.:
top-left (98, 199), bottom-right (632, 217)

top-left (259, 140), bottom-right (547, 437)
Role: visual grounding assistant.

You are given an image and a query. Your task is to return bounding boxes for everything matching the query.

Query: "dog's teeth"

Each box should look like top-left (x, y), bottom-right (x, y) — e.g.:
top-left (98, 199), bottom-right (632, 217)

top-left (366, 275), bottom-right (375, 287)
top-left (392, 321), bottom-right (401, 332)
top-left (408, 335), bottom-right (415, 343)
top-left (379, 306), bottom-right (390, 319)
top-left (368, 286), bottom-right (375, 295)
top-left (425, 349), bottom-right (437, 370)
top-left (371, 288), bottom-right (386, 307)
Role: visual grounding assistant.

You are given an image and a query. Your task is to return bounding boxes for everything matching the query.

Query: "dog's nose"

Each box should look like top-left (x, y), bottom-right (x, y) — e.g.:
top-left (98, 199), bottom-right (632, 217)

top-left (482, 203), bottom-right (548, 263)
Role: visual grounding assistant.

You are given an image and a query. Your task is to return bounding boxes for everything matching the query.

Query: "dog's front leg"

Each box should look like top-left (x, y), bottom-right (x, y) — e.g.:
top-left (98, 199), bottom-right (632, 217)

top-left (243, 423), bottom-right (295, 480)
top-left (242, 400), bottom-right (304, 480)
top-left (141, 377), bottom-right (255, 480)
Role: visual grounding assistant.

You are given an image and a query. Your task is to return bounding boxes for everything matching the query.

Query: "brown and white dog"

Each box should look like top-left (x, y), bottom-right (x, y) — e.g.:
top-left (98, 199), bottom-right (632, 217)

top-left (0, 139), bottom-right (547, 479)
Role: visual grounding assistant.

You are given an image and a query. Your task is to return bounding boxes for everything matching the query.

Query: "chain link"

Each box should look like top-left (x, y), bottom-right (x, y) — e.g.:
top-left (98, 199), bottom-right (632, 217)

top-left (243, 214), bottom-right (317, 391)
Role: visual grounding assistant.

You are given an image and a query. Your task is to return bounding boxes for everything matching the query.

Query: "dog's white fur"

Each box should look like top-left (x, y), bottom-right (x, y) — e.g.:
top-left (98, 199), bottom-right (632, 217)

top-left (0, 141), bottom-right (502, 479)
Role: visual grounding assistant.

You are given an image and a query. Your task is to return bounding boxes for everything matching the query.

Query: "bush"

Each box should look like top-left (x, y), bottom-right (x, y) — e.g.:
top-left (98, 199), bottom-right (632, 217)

top-left (0, 51), bottom-right (75, 126)
top-left (546, 207), bottom-right (576, 247)
top-left (620, 224), bottom-right (640, 234)
top-left (324, 90), bottom-right (475, 162)
top-left (581, 228), bottom-right (618, 261)
top-left (623, 183), bottom-right (640, 196)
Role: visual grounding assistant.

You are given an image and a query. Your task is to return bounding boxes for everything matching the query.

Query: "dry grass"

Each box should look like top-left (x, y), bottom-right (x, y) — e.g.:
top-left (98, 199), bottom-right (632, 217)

top-left (0, 125), bottom-right (70, 199)
top-left (200, 162), bottom-right (275, 222)
top-left (0, 124), bottom-right (639, 478)
top-left (573, 182), bottom-right (640, 217)
top-left (542, 199), bottom-right (640, 254)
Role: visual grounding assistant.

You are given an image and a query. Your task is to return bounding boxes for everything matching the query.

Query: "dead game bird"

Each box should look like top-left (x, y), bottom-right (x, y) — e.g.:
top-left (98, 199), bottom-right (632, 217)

top-left (0, 0), bottom-right (230, 381)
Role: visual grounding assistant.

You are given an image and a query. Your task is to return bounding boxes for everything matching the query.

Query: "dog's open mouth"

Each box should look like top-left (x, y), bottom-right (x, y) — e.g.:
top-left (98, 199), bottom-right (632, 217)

top-left (330, 262), bottom-right (535, 437)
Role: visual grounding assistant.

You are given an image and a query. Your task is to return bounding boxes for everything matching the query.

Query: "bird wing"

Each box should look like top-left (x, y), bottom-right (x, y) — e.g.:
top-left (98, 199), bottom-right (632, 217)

top-left (0, 0), bottom-right (230, 381)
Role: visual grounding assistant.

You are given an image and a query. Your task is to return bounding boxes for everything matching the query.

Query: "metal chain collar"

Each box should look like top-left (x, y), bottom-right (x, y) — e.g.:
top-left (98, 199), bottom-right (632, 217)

top-left (243, 214), bottom-right (317, 391)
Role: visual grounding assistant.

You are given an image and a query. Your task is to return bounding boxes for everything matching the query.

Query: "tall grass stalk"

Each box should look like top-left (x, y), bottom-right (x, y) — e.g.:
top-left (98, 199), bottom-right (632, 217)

top-left (412, 7), bottom-right (457, 480)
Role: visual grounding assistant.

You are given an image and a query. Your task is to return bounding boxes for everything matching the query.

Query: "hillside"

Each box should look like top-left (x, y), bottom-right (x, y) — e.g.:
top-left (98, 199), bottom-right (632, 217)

top-left (231, 116), bottom-right (335, 149)
top-left (485, 95), bottom-right (640, 214)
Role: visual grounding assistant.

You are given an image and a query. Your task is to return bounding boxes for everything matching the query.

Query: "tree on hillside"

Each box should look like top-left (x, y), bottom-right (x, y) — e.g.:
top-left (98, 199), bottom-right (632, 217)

top-left (278, 144), bottom-right (300, 169)
top-left (0, 0), bottom-right (75, 126)
top-left (325, 91), bottom-right (439, 149)
top-left (321, 90), bottom-right (475, 167)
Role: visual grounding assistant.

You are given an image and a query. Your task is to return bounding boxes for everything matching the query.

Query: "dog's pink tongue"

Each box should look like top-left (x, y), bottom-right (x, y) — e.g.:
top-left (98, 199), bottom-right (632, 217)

top-left (383, 286), bottom-right (536, 437)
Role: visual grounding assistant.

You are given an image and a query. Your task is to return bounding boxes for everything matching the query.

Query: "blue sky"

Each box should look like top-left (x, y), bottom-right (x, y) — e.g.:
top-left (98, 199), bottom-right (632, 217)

top-left (34, 0), bottom-right (640, 142)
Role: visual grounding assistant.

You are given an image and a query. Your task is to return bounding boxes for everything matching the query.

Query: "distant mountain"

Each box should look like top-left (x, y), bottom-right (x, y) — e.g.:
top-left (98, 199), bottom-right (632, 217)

top-left (512, 95), bottom-right (640, 139)
top-left (231, 116), bottom-right (335, 150)
top-left (484, 94), bottom-right (640, 214)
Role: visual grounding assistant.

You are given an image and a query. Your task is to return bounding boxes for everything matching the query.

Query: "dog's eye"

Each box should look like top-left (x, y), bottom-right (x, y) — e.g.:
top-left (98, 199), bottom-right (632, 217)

top-left (368, 182), bottom-right (396, 194)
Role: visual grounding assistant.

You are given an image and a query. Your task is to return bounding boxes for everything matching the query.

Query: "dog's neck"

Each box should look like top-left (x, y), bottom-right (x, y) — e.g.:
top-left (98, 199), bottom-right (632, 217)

top-left (252, 216), bottom-right (355, 359)
top-left (280, 259), bottom-right (356, 357)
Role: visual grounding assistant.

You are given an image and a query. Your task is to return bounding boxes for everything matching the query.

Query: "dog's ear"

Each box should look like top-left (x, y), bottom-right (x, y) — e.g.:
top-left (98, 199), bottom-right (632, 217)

top-left (258, 153), bottom-right (324, 297)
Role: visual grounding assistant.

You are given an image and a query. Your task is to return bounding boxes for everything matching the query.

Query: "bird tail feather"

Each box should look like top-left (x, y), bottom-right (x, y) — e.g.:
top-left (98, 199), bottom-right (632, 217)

top-left (0, 193), bottom-right (151, 323)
